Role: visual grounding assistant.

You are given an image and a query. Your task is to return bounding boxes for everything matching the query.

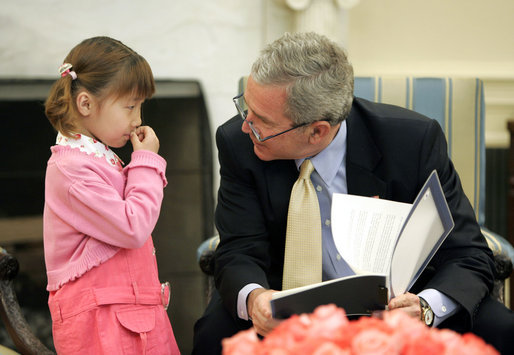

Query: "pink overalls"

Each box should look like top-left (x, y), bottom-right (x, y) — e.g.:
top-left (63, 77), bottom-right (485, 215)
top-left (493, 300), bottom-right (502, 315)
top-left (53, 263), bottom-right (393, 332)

top-left (48, 238), bottom-right (180, 354)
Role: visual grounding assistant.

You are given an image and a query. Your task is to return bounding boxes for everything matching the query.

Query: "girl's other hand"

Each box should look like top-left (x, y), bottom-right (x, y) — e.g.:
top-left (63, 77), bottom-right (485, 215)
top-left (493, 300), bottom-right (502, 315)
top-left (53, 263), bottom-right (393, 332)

top-left (130, 126), bottom-right (160, 153)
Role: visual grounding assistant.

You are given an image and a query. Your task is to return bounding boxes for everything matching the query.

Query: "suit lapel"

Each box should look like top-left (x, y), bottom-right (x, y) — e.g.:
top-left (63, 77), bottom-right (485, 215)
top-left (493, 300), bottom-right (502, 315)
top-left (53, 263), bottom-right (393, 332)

top-left (345, 105), bottom-right (387, 198)
top-left (265, 160), bottom-right (297, 219)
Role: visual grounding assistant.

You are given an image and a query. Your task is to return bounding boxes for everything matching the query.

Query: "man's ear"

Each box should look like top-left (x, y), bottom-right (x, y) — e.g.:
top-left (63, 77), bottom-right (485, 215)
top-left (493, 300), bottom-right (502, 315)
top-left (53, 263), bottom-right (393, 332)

top-left (76, 91), bottom-right (92, 116)
top-left (308, 121), bottom-right (332, 145)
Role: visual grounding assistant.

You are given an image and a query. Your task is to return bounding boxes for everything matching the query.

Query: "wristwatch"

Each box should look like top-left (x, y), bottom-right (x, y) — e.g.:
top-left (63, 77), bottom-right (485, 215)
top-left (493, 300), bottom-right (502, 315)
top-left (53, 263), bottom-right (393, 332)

top-left (419, 296), bottom-right (434, 327)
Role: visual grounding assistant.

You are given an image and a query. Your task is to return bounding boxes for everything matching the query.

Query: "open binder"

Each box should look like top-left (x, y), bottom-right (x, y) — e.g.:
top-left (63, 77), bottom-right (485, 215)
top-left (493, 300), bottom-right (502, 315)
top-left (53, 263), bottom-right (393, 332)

top-left (271, 170), bottom-right (454, 319)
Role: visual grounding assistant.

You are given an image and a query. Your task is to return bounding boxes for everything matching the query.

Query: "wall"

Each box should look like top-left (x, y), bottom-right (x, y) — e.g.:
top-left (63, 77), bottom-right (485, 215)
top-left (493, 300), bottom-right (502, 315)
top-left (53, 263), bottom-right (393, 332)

top-left (2, 0), bottom-right (514, 168)
top-left (346, 0), bottom-right (514, 147)
top-left (0, 0), bottom-right (275, 191)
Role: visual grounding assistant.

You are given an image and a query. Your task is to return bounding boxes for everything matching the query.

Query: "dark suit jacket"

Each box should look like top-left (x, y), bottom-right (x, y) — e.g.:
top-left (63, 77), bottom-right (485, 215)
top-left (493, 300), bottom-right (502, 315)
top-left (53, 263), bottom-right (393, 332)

top-left (213, 97), bottom-right (495, 331)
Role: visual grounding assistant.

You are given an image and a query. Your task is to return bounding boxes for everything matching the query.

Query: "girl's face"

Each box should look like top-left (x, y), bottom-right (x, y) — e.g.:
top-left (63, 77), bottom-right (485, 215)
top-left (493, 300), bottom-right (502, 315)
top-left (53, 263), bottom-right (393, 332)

top-left (81, 94), bottom-right (144, 148)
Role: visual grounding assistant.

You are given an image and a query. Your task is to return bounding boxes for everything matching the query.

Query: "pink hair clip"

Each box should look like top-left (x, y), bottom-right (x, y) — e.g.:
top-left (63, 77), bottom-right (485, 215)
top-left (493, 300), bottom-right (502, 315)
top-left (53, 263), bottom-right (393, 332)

top-left (58, 63), bottom-right (77, 80)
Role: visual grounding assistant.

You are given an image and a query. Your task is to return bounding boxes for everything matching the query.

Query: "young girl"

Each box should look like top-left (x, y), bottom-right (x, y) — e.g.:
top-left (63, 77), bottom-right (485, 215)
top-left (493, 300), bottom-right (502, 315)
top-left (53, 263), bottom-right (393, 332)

top-left (43, 36), bottom-right (180, 354)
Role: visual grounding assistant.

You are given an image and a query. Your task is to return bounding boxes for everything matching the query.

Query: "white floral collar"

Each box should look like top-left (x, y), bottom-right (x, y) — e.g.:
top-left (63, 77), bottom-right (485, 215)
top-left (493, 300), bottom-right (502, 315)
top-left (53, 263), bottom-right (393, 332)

top-left (56, 132), bottom-right (123, 168)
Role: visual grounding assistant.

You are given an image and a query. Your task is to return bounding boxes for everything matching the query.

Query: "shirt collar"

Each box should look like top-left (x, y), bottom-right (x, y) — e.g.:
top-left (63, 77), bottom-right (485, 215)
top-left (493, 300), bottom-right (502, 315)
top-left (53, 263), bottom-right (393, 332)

top-left (55, 132), bottom-right (123, 168)
top-left (295, 120), bottom-right (347, 185)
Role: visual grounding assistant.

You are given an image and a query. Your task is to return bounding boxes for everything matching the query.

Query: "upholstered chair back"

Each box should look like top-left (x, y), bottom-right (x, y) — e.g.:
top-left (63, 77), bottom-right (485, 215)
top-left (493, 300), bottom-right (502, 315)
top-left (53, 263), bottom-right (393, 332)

top-left (353, 77), bottom-right (485, 225)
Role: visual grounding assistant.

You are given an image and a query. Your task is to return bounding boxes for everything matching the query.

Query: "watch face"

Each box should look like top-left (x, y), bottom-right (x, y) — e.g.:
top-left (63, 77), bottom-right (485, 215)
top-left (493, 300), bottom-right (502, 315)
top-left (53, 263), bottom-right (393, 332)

top-left (424, 308), bottom-right (434, 326)
top-left (419, 297), bottom-right (434, 326)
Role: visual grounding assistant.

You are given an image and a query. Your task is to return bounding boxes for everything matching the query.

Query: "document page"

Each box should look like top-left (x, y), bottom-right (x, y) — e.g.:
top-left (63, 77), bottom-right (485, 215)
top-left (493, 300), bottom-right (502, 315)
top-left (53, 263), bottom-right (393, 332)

top-left (331, 195), bottom-right (411, 275)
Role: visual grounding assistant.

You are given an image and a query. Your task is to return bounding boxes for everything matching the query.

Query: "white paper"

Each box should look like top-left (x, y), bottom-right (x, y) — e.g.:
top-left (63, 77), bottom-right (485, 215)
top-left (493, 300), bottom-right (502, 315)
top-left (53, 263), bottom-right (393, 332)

top-left (331, 194), bottom-right (411, 275)
top-left (330, 171), bottom-right (454, 298)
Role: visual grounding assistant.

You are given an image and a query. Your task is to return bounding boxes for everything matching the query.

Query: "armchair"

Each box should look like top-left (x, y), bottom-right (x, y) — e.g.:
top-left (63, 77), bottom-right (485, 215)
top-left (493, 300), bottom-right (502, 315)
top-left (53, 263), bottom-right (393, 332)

top-left (352, 77), bottom-right (513, 306)
top-left (198, 76), bottom-right (513, 305)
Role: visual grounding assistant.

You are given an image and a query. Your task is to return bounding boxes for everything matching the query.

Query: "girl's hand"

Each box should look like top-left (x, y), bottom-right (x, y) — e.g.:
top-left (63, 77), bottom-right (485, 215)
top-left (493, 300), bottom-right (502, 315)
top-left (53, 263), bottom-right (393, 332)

top-left (130, 126), bottom-right (160, 153)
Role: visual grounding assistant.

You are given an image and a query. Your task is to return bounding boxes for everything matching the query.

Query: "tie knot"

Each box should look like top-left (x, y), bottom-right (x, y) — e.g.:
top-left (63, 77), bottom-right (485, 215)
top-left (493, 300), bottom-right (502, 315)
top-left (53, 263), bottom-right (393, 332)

top-left (299, 159), bottom-right (315, 179)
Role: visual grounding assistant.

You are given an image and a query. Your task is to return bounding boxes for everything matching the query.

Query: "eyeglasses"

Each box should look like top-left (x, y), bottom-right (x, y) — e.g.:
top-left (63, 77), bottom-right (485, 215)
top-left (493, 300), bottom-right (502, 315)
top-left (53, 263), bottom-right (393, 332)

top-left (232, 93), bottom-right (308, 142)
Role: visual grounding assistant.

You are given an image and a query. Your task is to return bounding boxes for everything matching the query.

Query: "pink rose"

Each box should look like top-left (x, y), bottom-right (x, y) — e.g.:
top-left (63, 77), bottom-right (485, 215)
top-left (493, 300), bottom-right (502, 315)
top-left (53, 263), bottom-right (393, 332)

top-left (401, 332), bottom-right (446, 355)
top-left (267, 349), bottom-right (289, 355)
top-left (436, 329), bottom-right (462, 350)
top-left (381, 309), bottom-right (428, 347)
top-left (312, 341), bottom-right (350, 355)
top-left (332, 316), bottom-right (393, 350)
top-left (261, 314), bottom-right (311, 352)
top-left (309, 304), bottom-right (349, 333)
top-left (444, 333), bottom-right (499, 355)
top-left (351, 328), bottom-right (399, 354)
top-left (261, 305), bottom-right (350, 354)
top-left (222, 328), bottom-right (259, 355)
top-left (383, 309), bottom-right (426, 333)
top-left (352, 316), bottom-right (395, 335)
top-left (304, 304), bottom-right (350, 350)
top-left (222, 305), bottom-right (500, 355)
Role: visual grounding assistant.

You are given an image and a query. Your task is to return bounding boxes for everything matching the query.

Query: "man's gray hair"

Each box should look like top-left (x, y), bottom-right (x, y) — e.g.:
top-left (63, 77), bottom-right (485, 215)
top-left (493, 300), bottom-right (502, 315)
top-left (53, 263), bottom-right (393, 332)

top-left (251, 32), bottom-right (354, 126)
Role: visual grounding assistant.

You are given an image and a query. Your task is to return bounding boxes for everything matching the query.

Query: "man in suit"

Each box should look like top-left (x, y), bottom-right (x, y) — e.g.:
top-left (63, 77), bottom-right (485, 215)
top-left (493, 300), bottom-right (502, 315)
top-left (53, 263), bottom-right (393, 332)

top-left (193, 32), bottom-right (513, 354)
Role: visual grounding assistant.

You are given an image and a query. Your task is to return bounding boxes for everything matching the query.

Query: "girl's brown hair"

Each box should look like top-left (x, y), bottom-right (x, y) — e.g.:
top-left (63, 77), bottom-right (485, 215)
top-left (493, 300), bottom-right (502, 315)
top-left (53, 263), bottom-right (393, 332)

top-left (45, 36), bottom-right (155, 137)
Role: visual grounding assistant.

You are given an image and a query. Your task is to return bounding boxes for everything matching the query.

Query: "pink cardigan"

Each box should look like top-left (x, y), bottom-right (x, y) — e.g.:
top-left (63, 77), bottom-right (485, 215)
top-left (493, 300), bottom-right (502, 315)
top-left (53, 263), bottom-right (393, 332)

top-left (44, 145), bottom-right (167, 291)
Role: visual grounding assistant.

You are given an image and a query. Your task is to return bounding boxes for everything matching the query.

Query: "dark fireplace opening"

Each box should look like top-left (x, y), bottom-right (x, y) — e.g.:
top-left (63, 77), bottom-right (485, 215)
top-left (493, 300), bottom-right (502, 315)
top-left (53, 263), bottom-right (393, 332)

top-left (0, 79), bottom-right (214, 354)
top-left (2, 99), bottom-right (54, 218)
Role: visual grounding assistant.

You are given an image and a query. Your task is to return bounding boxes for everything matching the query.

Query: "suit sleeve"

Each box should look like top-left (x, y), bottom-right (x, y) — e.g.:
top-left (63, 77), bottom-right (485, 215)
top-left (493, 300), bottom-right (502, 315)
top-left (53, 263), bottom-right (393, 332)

top-left (213, 123), bottom-right (273, 320)
top-left (415, 119), bottom-right (495, 331)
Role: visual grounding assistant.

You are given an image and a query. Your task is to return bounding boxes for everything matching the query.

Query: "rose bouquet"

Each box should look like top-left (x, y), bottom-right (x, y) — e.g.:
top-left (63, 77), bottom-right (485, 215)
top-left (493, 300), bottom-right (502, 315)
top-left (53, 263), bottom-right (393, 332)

top-left (222, 304), bottom-right (498, 355)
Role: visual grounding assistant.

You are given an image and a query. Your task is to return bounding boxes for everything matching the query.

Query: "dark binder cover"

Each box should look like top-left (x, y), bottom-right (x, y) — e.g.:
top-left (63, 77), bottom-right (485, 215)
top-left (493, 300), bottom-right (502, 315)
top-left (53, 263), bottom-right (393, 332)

top-left (271, 274), bottom-right (388, 319)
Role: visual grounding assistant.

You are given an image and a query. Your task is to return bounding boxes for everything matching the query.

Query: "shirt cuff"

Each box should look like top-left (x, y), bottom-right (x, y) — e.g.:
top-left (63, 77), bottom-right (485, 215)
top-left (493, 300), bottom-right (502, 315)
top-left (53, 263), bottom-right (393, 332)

top-left (418, 288), bottom-right (459, 327)
top-left (237, 283), bottom-right (264, 320)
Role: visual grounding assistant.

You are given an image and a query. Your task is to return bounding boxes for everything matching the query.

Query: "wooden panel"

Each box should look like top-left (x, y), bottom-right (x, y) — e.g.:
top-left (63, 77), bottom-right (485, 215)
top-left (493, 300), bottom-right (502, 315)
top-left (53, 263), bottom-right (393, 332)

top-left (485, 148), bottom-right (509, 237)
top-left (0, 216), bottom-right (43, 244)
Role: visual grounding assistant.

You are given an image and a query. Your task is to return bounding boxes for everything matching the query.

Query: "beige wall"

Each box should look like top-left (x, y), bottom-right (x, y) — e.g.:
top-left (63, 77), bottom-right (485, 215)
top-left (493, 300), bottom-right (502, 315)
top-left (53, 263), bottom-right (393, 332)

top-left (346, 0), bottom-right (514, 147)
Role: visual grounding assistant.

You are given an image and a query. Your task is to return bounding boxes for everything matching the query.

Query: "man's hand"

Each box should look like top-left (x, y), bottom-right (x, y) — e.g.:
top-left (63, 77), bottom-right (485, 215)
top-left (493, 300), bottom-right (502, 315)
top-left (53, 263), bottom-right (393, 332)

top-left (388, 292), bottom-right (422, 319)
top-left (247, 288), bottom-right (281, 336)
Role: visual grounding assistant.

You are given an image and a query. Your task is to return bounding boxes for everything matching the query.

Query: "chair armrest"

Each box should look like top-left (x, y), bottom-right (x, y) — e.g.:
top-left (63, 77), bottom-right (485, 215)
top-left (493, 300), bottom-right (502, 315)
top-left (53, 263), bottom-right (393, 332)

top-left (197, 236), bottom-right (219, 276)
top-left (494, 253), bottom-right (513, 280)
top-left (481, 227), bottom-right (514, 276)
top-left (482, 227), bottom-right (514, 261)
top-left (480, 228), bottom-right (513, 305)
top-left (0, 248), bottom-right (54, 355)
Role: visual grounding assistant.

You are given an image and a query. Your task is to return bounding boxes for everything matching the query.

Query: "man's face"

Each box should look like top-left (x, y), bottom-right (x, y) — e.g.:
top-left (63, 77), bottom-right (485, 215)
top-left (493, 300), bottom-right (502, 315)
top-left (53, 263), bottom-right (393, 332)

top-left (242, 76), bottom-right (312, 161)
